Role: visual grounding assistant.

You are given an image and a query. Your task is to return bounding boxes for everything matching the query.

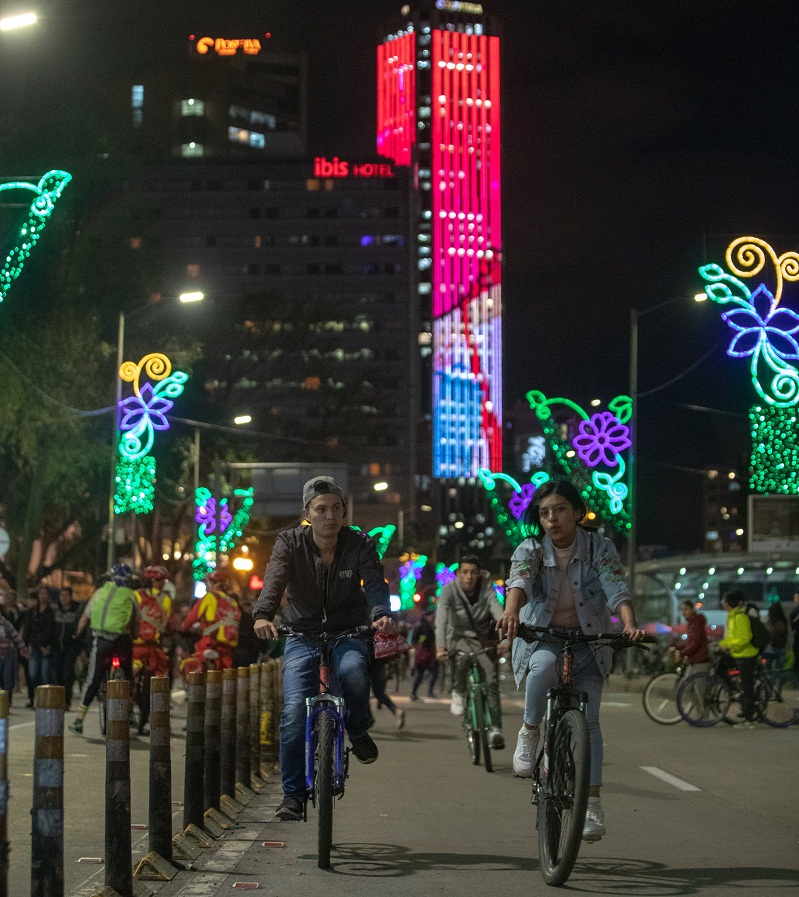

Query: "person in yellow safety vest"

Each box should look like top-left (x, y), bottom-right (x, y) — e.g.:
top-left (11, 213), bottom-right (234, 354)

top-left (179, 569), bottom-right (240, 680)
top-left (68, 564), bottom-right (138, 735)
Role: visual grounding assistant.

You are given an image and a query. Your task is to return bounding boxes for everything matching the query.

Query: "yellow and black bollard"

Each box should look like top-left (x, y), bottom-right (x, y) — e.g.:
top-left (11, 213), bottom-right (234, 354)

top-left (31, 685), bottom-right (65, 897)
top-left (248, 663), bottom-right (262, 789)
top-left (220, 669), bottom-right (241, 817)
top-left (0, 691), bottom-right (8, 897)
top-left (183, 671), bottom-right (206, 832)
top-left (203, 670), bottom-right (222, 814)
top-left (105, 678), bottom-right (132, 897)
top-left (235, 667), bottom-right (252, 803)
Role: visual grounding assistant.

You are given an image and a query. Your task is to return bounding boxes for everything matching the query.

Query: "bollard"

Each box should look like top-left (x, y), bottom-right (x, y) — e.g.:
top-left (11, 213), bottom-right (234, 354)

top-left (0, 691), bottom-right (7, 897)
top-left (220, 670), bottom-right (237, 801)
top-left (203, 670), bottom-right (222, 815)
top-left (31, 685), bottom-right (65, 897)
top-left (248, 663), bottom-right (261, 787)
top-left (183, 671), bottom-right (206, 831)
top-left (264, 660), bottom-right (279, 766)
top-left (148, 676), bottom-right (172, 861)
top-left (105, 678), bottom-right (132, 897)
top-left (258, 661), bottom-right (269, 777)
top-left (235, 667), bottom-right (251, 789)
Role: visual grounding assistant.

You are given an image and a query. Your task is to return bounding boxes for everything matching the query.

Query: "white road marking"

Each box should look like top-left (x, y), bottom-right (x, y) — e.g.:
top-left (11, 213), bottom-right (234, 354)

top-left (641, 765), bottom-right (702, 792)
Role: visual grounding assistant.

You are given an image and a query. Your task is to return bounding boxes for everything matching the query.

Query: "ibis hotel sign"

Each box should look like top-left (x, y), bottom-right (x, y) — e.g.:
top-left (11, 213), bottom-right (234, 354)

top-left (313, 157), bottom-right (395, 179)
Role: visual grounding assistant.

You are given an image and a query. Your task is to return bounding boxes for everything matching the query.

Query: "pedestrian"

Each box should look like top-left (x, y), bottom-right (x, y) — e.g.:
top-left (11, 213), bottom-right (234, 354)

top-left (22, 586), bottom-right (56, 706)
top-left (436, 555), bottom-right (505, 749)
top-left (763, 601), bottom-right (789, 671)
top-left (410, 609), bottom-right (438, 700)
top-left (671, 600), bottom-right (711, 673)
top-left (0, 606), bottom-right (29, 702)
top-left (718, 590), bottom-right (758, 727)
top-left (497, 478), bottom-right (646, 843)
top-left (51, 586), bottom-right (83, 710)
top-left (369, 656), bottom-right (406, 729)
top-left (233, 593), bottom-right (262, 667)
top-left (252, 475), bottom-right (396, 822)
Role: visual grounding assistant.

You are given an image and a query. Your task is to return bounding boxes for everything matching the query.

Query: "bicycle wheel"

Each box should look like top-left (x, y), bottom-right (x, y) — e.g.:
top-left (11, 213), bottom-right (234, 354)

top-left (758, 671), bottom-right (799, 728)
top-left (677, 673), bottom-right (730, 727)
top-left (315, 711), bottom-right (334, 869)
top-left (537, 709), bottom-right (590, 887)
top-left (473, 689), bottom-right (493, 773)
top-left (642, 672), bottom-right (683, 724)
top-left (464, 696), bottom-right (481, 766)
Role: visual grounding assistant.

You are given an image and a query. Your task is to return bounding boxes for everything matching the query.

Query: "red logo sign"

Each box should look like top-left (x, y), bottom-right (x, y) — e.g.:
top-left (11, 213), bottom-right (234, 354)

top-left (313, 157), bottom-right (395, 179)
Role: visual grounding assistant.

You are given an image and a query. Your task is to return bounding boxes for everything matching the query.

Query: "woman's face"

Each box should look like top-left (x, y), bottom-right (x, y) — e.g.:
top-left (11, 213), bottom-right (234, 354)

top-left (537, 492), bottom-right (581, 548)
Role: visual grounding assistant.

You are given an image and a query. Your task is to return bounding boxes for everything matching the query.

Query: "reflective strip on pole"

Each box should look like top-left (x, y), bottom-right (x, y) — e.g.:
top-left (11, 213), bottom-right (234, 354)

top-left (31, 685), bottom-right (65, 897)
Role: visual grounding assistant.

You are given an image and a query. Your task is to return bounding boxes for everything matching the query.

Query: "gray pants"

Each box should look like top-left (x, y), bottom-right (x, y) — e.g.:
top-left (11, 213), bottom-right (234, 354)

top-left (452, 636), bottom-right (502, 729)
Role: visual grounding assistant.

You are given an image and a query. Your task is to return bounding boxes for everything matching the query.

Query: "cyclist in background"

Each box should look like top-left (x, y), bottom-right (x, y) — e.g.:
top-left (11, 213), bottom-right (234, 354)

top-left (670, 600), bottom-right (711, 673)
top-left (133, 565), bottom-right (173, 733)
top-left (718, 590), bottom-right (758, 727)
top-left (436, 555), bottom-right (505, 749)
top-left (252, 475), bottom-right (396, 822)
top-left (179, 569), bottom-right (240, 678)
top-left (497, 479), bottom-right (645, 843)
top-left (69, 564), bottom-right (138, 734)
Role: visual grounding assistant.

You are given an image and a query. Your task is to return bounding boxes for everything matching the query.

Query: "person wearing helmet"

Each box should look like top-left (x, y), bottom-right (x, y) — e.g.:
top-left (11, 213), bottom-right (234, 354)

top-left (69, 564), bottom-right (138, 735)
top-left (132, 566), bottom-right (173, 734)
top-left (179, 569), bottom-right (240, 680)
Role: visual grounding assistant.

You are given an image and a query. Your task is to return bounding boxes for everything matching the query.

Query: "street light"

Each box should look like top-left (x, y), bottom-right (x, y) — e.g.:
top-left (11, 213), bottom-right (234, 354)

top-left (0, 11), bottom-right (37, 31)
top-left (106, 291), bottom-right (204, 567)
top-left (628, 293), bottom-right (706, 601)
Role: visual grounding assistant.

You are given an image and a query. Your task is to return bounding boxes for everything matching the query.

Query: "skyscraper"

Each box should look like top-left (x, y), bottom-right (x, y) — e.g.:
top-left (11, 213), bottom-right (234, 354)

top-left (377, 1), bottom-right (503, 481)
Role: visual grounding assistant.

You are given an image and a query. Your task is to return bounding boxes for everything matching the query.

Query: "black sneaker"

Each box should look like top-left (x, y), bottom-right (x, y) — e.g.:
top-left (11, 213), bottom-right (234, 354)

top-left (274, 796), bottom-right (304, 821)
top-left (350, 733), bottom-right (379, 764)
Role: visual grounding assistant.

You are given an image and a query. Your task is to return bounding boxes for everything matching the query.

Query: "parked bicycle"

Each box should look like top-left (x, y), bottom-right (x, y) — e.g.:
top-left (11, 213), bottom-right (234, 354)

top-left (642, 659), bottom-right (690, 725)
top-left (276, 624), bottom-right (372, 869)
top-left (756, 667), bottom-right (799, 727)
top-left (517, 623), bottom-right (653, 887)
top-left (449, 647), bottom-right (497, 772)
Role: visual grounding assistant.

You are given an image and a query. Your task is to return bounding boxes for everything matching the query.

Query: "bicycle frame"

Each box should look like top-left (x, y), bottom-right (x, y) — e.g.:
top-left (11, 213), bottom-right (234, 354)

top-left (467, 656), bottom-right (493, 728)
top-left (304, 642), bottom-right (348, 796)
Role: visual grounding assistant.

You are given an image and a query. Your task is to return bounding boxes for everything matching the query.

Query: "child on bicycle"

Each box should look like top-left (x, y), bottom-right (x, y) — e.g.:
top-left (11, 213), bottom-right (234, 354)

top-left (497, 479), bottom-right (645, 842)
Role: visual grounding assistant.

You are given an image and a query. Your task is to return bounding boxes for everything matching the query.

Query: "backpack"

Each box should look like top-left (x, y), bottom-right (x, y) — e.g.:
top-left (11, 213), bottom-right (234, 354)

top-left (748, 615), bottom-right (769, 652)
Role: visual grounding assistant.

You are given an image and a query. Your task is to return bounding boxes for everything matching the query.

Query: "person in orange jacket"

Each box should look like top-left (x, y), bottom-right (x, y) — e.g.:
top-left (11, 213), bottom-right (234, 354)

top-left (179, 570), bottom-right (240, 680)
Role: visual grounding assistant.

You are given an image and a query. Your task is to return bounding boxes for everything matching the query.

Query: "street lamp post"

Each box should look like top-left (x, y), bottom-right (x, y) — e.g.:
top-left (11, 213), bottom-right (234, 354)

top-left (628, 294), bottom-right (706, 601)
top-left (106, 292), bottom-right (204, 569)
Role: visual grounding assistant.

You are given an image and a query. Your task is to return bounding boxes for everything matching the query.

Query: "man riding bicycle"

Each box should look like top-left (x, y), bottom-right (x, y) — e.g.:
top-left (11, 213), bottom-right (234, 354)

top-left (253, 475), bottom-right (396, 822)
top-left (133, 565), bottom-right (173, 733)
top-left (69, 563), bottom-right (138, 734)
top-left (179, 569), bottom-right (240, 679)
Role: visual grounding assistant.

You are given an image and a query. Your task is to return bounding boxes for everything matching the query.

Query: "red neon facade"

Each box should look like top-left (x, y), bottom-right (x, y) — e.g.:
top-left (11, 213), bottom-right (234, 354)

top-left (377, 21), bottom-right (502, 478)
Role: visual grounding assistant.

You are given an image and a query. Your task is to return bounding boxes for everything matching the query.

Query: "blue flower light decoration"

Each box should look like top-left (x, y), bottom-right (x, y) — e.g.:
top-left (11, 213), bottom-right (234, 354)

top-left (722, 284), bottom-right (799, 360)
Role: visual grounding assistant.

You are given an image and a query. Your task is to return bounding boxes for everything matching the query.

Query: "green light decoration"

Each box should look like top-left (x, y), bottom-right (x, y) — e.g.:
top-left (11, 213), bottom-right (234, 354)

top-left (398, 553), bottom-right (427, 610)
top-left (114, 455), bottom-right (156, 514)
top-left (351, 524), bottom-right (397, 559)
top-left (750, 405), bottom-right (799, 494)
top-left (0, 170), bottom-right (72, 303)
top-left (193, 486), bottom-right (255, 581)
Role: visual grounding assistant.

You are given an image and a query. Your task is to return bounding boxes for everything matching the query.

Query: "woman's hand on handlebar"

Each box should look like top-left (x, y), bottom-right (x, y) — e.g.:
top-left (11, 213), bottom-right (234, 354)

top-left (373, 615), bottom-right (397, 634)
top-left (254, 618), bottom-right (279, 640)
top-left (496, 609), bottom-right (520, 642)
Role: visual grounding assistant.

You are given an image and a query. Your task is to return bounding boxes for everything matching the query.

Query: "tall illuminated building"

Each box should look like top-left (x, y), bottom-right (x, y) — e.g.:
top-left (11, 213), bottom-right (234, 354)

top-left (377, 1), bottom-right (503, 481)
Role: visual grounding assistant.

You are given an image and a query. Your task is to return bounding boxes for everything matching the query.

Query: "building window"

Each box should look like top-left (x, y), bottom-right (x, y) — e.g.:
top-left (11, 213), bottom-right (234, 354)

top-left (181, 98), bottom-right (205, 117)
top-left (181, 142), bottom-right (204, 157)
top-left (228, 126), bottom-right (265, 149)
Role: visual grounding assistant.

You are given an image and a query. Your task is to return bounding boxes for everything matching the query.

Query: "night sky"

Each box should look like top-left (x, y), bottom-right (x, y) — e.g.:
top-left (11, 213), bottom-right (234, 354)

top-left (7, 0), bottom-right (799, 549)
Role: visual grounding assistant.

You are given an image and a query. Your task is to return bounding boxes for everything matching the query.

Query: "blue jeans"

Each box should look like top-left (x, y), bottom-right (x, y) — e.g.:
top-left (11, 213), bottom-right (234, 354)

top-left (523, 642), bottom-right (605, 787)
top-left (280, 635), bottom-right (371, 799)
top-left (27, 647), bottom-right (54, 700)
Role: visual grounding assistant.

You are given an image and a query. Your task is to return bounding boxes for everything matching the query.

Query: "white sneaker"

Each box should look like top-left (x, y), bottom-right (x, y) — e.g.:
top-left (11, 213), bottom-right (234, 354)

top-left (489, 727), bottom-right (505, 750)
top-left (512, 724), bottom-right (539, 777)
top-left (450, 691), bottom-right (465, 716)
top-left (582, 798), bottom-right (606, 842)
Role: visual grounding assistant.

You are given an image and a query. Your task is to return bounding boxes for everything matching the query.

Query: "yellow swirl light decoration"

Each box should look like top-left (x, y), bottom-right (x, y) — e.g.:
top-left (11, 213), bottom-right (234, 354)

top-left (119, 352), bottom-right (172, 397)
top-left (725, 236), bottom-right (799, 309)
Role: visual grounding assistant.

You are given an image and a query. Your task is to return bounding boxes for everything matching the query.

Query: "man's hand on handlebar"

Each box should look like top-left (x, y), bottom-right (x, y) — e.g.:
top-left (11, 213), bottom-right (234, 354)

top-left (254, 618), bottom-right (279, 640)
top-left (372, 615), bottom-right (397, 634)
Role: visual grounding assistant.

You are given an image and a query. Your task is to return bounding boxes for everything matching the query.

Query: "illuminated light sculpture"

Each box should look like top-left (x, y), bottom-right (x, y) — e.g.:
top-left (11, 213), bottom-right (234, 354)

top-left (435, 561), bottom-right (457, 595)
top-left (378, 19), bottom-right (503, 478)
top-left (350, 523), bottom-right (397, 559)
top-left (0, 170), bottom-right (72, 304)
top-left (750, 405), bottom-right (799, 494)
top-left (114, 352), bottom-right (188, 515)
top-left (193, 486), bottom-right (255, 582)
top-left (398, 552), bottom-right (427, 610)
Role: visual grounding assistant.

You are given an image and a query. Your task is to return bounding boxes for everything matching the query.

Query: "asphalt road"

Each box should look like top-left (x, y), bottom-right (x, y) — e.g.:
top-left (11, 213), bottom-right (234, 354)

top-left (5, 673), bottom-right (798, 896)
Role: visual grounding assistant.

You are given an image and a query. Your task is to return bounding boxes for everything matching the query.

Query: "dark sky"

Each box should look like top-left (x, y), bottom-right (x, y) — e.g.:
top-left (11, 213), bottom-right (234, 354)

top-left (9, 0), bottom-right (799, 548)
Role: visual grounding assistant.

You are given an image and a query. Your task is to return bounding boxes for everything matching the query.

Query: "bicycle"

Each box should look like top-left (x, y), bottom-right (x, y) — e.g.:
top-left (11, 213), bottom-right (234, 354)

top-left (517, 623), bottom-right (652, 887)
top-left (642, 658), bottom-right (690, 725)
top-left (97, 654), bottom-right (126, 736)
top-left (276, 623), bottom-right (372, 870)
top-left (450, 647), bottom-right (497, 772)
top-left (757, 667), bottom-right (799, 727)
top-left (676, 654), bottom-right (766, 727)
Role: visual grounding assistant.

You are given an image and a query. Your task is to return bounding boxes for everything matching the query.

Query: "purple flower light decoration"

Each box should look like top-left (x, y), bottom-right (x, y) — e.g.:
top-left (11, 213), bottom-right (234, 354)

top-left (119, 382), bottom-right (174, 433)
top-left (509, 483), bottom-right (535, 520)
top-left (573, 412), bottom-right (631, 468)
top-left (722, 284), bottom-right (799, 360)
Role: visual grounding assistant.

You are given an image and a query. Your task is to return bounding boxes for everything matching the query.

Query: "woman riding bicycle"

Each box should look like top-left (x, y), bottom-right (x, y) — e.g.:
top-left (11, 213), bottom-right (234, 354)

top-left (497, 478), bottom-right (645, 842)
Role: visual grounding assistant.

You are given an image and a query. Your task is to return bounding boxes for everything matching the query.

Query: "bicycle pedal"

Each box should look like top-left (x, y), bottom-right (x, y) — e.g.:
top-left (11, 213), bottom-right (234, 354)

top-left (582, 833), bottom-right (603, 844)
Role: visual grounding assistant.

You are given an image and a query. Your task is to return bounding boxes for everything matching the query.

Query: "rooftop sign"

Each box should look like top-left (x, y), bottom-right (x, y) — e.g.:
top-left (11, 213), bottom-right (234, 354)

top-left (313, 157), bottom-right (395, 179)
top-left (191, 35), bottom-right (269, 56)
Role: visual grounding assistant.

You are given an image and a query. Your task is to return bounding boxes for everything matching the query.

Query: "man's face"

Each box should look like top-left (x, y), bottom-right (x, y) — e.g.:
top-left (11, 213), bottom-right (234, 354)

top-left (456, 563), bottom-right (480, 595)
top-left (59, 589), bottom-right (72, 607)
top-left (681, 604), bottom-right (694, 621)
top-left (307, 493), bottom-right (345, 539)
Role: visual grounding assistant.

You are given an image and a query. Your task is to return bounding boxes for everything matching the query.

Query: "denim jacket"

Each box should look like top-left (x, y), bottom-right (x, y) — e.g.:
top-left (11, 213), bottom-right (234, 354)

top-left (505, 528), bottom-right (630, 686)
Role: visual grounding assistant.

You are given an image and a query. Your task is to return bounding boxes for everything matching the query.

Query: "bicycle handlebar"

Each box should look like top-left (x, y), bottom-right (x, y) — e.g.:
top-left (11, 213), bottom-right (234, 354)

top-left (517, 623), bottom-right (655, 648)
top-left (274, 624), bottom-right (373, 641)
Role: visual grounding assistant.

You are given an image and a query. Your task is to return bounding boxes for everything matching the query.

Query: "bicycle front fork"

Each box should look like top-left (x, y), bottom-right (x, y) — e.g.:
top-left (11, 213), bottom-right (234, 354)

top-left (533, 687), bottom-right (587, 805)
top-left (304, 696), bottom-right (347, 795)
